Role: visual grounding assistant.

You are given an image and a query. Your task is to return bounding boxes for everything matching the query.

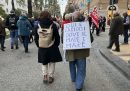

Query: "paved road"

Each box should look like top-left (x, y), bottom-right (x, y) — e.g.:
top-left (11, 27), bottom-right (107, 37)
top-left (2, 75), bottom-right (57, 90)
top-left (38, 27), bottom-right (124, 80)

top-left (0, 31), bottom-right (130, 91)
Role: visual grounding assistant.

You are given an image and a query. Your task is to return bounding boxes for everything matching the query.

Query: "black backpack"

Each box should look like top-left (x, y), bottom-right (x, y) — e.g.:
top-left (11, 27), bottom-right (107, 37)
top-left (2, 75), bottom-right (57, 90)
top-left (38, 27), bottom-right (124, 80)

top-left (9, 17), bottom-right (16, 27)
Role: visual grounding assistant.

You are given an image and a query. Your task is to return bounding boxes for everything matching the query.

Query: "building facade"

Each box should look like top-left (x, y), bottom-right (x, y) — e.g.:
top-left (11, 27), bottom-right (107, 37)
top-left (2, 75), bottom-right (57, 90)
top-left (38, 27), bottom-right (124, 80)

top-left (69, 0), bottom-right (130, 16)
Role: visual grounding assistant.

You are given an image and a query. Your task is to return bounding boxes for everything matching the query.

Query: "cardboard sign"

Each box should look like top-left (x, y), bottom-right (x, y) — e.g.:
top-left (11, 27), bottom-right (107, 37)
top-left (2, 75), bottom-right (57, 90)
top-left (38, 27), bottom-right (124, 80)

top-left (63, 22), bottom-right (91, 50)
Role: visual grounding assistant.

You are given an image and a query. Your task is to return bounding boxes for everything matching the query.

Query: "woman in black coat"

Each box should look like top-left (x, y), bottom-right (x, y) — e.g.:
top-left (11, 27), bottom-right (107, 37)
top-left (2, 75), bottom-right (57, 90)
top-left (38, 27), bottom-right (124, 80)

top-left (0, 18), bottom-right (6, 51)
top-left (37, 11), bottom-right (62, 84)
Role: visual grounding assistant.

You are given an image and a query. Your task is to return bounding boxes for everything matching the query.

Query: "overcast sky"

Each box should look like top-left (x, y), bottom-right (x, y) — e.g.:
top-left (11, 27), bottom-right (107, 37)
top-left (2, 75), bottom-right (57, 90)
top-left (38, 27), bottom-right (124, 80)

top-left (58, 0), bottom-right (68, 16)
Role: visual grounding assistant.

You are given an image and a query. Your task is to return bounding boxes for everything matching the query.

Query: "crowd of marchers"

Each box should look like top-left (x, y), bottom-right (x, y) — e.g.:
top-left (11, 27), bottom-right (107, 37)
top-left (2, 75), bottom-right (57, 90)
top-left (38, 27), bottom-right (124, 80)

top-left (0, 8), bottom-right (130, 91)
top-left (88, 11), bottom-right (130, 52)
top-left (0, 9), bottom-right (93, 91)
top-left (107, 12), bottom-right (130, 52)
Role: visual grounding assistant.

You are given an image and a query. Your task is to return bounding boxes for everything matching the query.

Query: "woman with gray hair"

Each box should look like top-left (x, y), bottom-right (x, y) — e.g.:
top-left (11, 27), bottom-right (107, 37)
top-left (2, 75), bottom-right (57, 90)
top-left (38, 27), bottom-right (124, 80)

top-left (0, 17), bottom-right (6, 51)
top-left (65, 11), bottom-right (93, 91)
top-left (61, 13), bottom-right (72, 43)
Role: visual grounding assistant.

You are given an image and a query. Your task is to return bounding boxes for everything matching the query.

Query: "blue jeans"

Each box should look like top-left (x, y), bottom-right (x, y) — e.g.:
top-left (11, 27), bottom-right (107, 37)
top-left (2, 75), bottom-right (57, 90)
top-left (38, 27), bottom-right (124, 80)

top-left (69, 58), bottom-right (86, 89)
top-left (21, 36), bottom-right (29, 50)
top-left (124, 29), bottom-right (129, 43)
top-left (10, 30), bottom-right (18, 47)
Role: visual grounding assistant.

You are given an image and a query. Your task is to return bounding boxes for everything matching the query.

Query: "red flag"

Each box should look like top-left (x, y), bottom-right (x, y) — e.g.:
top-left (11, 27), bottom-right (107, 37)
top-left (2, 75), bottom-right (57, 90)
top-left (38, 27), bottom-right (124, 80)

top-left (90, 7), bottom-right (99, 28)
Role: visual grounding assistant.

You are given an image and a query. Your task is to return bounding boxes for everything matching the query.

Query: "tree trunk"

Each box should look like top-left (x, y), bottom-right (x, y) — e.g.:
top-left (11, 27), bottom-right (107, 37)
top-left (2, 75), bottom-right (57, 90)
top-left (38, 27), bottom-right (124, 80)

top-left (40, 0), bottom-right (43, 11)
top-left (5, 0), bottom-right (8, 5)
top-left (34, 0), bottom-right (38, 10)
top-left (28, 0), bottom-right (32, 18)
top-left (11, 0), bottom-right (15, 11)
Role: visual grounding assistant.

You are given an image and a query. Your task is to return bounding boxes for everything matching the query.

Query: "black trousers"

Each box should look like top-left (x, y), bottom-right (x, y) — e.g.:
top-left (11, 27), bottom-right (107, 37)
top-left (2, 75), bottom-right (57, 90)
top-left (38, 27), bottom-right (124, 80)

top-left (108, 35), bottom-right (120, 50)
top-left (34, 36), bottom-right (39, 48)
top-left (0, 36), bottom-right (5, 49)
top-left (123, 29), bottom-right (129, 43)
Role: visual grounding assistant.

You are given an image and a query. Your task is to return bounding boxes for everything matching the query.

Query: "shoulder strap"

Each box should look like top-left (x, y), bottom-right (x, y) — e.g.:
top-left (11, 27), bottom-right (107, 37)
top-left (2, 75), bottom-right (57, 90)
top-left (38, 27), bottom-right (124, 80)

top-left (38, 23), bottom-right (53, 30)
top-left (38, 23), bottom-right (42, 29)
top-left (49, 24), bottom-right (53, 29)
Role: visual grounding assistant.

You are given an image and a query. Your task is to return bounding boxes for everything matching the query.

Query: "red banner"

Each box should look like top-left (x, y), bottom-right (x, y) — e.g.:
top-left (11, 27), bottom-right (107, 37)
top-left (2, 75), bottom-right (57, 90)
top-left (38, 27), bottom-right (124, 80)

top-left (90, 7), bottom-right (99, 28)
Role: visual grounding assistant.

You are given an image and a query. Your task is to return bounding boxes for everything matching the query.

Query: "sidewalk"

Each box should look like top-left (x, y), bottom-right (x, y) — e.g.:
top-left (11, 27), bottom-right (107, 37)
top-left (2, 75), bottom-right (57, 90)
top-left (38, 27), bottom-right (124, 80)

top-left (99, 41), bottom-right (130, 80)
top-left (111, 41), bottom-right (130, 64)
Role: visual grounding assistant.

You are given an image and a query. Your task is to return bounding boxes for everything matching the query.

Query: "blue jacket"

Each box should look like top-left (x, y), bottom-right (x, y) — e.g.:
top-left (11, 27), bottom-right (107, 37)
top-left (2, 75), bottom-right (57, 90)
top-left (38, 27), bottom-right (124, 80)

top-left (17, 15), bottom-right (32, 36)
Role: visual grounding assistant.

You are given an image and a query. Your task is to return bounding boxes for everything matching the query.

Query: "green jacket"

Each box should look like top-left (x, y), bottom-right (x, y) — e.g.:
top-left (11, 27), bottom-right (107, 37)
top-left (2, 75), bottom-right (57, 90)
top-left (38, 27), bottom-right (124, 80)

top-left (66, 49), bottom-right (90, 61)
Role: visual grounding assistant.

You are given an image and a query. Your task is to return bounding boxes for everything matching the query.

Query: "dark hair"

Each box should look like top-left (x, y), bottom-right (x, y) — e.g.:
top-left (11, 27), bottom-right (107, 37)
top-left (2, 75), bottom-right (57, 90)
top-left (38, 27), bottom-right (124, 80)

top-left (52, 17), bottom-right (57, 21)
top-left (39, 11), bottom-right (51, 20)
top-left (123, 12), bottom-right (128, 17)
top-left (114, 12), bottom-right (120, 17)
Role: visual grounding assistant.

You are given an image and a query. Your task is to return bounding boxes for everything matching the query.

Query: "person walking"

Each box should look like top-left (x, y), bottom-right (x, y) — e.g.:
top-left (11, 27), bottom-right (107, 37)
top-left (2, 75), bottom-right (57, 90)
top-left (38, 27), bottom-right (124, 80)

top-left (52, 17), bottom-right (60, 31)
top-left (17, 14), bottom-right (32, 53)
top-left (64, 11), bottom-right (93, 91)
top-left (61, 13), bottom-right (72, 43)
top-left (102, 16), bottom-right (106, 32)
top-left (28, 17), bottom-right (34, 43)
top-left (123, 12), bottom-right (129, 44)
top-left (0, 17), bottom-right (6, 51)
top-left (107, 12), bottom-right (124, 52)
top-left (87, 15), bottom-right (92, 28)
top-left (5, 10), bottom-right (19, 49)
top-left (37, 11), bottom-right (62, 84)
top-left (33, 17), bottom-right (39, 48)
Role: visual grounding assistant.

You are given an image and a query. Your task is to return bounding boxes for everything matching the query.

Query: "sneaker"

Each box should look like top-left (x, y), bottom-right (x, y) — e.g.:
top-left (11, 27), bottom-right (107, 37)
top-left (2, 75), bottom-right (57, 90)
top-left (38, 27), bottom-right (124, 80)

top-left (76, 88), bottom-right (82, 91)
top-left (1, 48), bottom-right (5, 51)
top-left (3, 46), bottom-right (6, 49)
top-left (43, 75), bottom-right (48, 84)
top-left (112, 49), bottom-right (120, 52)
top-left (107, 46), bottom-right (112, 49)
top-left (11, 46), bottom-right (14, 49)
top-left (48, 77), bottom-right (54, 84)
top-left (16, 46), bottom-right (19, 49)
top-left (96, 34), bottom-right (100, 36)
top-left (25, 50), bottom-right (28, 53)
top-left (122, 42), bottom-right (128, 45)
top-left (25, 48), bottom-right (28, 53)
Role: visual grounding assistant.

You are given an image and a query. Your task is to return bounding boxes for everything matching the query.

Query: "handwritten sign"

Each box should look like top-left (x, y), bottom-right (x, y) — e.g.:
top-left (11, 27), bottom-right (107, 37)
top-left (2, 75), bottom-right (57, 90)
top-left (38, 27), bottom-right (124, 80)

top-left (63, 22), bottom-right (91, 50)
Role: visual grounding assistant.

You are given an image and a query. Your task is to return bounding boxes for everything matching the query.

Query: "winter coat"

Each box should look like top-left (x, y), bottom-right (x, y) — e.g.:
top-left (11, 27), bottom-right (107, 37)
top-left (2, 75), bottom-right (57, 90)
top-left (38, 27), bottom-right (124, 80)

top-left (65, 15), bottom-right (92, 61)
top-left (109, 16), bottom-right (124, 35)
top-left (123, 16), bottom-right (129, 30)
top-left (37, 19), bottom-right (62, 65)
top-left (5, 14), bottom-right (19, 30)
top-left (0, 20), bottom-right (6, 36)
top-left (61, 20), bottom-right (72, 43)
top-left (61, 20), bottom-right (71, 30)
top-left (17, 16), bottom-right (32, 36)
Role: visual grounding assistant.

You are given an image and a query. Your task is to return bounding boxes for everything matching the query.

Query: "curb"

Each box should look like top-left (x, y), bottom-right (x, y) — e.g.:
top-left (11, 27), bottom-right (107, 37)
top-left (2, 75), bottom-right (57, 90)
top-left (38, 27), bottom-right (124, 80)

top-left (99, 49), bottom-right (130, 80)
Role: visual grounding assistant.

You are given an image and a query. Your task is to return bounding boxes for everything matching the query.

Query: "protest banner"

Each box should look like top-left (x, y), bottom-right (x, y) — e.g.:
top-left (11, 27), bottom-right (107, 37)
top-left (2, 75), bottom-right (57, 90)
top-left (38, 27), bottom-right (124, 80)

top-left (63, 21), bottom-right (91, 50)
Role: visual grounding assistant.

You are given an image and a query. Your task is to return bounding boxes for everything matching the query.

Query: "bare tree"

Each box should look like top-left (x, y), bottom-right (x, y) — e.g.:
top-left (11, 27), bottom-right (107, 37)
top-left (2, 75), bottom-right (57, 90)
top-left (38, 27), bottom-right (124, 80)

top-left (11, 0), bottom-right (15, 11)
top-left (28, 0), bottom-right (32, 18)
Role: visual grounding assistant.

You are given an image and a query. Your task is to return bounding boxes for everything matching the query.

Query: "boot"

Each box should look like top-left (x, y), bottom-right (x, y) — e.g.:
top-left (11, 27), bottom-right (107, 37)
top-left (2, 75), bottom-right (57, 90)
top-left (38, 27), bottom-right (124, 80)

top-left (16, 45), bottom-right (19, 49)
top-left (1, 48), bottom-right (5, 51)
top-left (112, 48), bottom-right (120, 52)
top-left (25, 48), bottom-right (28, 53)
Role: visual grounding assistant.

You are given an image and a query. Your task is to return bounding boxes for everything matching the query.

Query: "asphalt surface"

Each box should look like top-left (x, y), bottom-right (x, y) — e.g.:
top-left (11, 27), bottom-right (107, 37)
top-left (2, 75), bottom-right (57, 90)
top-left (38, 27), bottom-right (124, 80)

top-left (0, 30), bottom-right (130, 91)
